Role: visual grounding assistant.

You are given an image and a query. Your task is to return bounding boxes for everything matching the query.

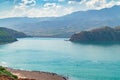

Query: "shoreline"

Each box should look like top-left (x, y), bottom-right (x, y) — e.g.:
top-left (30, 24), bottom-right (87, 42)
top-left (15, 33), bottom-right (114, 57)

top-left (6, 68), bottom-right (68, 80)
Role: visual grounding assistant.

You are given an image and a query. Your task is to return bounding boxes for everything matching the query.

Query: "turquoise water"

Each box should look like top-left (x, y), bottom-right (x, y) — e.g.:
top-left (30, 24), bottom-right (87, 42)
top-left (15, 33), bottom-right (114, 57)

top-left (0, 38), bottom-right (120, 80)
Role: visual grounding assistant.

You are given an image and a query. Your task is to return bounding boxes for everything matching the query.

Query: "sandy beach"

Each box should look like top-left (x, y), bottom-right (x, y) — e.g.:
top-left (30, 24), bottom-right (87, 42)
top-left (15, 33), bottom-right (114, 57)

top-left (6, 68), bottom-right (67, 80)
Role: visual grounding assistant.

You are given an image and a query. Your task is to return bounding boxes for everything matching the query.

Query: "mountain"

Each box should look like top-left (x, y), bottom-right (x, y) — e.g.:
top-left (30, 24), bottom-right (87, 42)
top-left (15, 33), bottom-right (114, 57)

top-left (70, 26), bottom-right (120, 42)
top-left (0, 27), bottom-right (27, 43)
top-left (0, 5), bottom-right (120, 37)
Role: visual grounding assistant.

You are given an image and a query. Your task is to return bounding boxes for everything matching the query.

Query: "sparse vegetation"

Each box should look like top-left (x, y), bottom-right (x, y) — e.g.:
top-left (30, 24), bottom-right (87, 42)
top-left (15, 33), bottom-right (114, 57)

top-left (0, 66), bottom-right (18, 80)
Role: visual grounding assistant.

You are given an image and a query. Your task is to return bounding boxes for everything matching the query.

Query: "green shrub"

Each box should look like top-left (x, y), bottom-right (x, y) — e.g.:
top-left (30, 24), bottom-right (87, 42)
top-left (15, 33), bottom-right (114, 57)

top-left (0, 66), bottom-right (18, 80)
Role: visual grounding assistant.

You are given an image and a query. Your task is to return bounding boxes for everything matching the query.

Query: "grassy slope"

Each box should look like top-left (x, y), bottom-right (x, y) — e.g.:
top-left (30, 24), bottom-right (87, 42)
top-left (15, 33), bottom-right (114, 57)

top-left (0, 66), bottom-right (18, 80)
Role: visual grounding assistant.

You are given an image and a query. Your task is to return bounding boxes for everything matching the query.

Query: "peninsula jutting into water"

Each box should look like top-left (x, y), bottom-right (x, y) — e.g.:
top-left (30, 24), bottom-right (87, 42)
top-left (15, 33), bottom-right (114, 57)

top-left (70, 26), bottom-right (120, 42)
top-left (0, 27), bottom-right (27, 43)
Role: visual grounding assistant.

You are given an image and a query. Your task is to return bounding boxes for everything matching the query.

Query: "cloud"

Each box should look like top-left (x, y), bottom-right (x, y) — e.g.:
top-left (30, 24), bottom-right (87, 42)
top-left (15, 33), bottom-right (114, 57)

top-left (68, 0), bottom-right (81, 4)
top-left (9, 3), bottom-right (75, 18)
top-left (81, 0), bottom-right (120, 9)
top-left (68, 0), bottom-right (81, 2)
top-left (19, 0), bottom-right (36, 7)
top-left (1, 0), bottom-right (120, 18)
top-left (68, 1), bottom-right (77, 4)
top-left (85, 0), bottom-right (107, 9)
top-left (9, 0), bottom-right (37, 17)
top-left (27, 6), bottom-right (74, 17)
top-left (44, 3), bottom-right (57, 7)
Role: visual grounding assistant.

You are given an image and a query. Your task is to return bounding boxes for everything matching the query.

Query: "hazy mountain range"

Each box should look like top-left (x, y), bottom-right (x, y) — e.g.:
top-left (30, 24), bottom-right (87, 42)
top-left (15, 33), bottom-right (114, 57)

top-left (0, 5), bottom-right (120, 37)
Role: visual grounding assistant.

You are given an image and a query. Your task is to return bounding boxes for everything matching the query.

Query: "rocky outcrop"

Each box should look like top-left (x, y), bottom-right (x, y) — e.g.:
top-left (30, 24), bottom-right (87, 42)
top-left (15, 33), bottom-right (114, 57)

top-left (70, 26), bottom-right (120, 42)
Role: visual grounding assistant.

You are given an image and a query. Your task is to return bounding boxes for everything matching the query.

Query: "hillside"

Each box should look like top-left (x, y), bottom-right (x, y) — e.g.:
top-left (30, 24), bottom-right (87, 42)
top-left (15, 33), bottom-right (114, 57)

top-left (0, 27), bottom-right (28, 38)
top-left (0, 66), bottom-right (18, 80)
top-left (0, 27), bottom-right (27, 43)
top-left (0, 29), bottom-right (17, 43)
top-left (0, 6), bottom-right (120, 37)
top-left (70, 26), bottom-right (120, 42)
top-left (0, 66), bottom-right (36, 80)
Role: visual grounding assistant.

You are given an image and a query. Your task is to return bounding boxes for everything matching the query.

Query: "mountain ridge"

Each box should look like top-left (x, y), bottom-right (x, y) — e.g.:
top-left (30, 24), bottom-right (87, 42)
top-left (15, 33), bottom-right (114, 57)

top-left (0, 5), bottom-right (120, 37)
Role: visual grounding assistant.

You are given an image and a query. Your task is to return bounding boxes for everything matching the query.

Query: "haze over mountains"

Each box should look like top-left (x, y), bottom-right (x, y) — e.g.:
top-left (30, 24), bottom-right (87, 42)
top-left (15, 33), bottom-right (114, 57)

top-left (0, 5), bottom-right (120, 37)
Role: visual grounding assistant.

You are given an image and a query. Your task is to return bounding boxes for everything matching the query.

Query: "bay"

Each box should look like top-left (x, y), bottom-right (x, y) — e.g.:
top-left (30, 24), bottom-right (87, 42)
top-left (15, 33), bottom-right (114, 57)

top-left (0, 38), bottom-right (120, 80)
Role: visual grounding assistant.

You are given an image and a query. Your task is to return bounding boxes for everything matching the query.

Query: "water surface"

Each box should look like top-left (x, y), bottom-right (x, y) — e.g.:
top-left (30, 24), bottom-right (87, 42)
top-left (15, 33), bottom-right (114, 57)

top-left (0, 38), bottom-right (120, 80)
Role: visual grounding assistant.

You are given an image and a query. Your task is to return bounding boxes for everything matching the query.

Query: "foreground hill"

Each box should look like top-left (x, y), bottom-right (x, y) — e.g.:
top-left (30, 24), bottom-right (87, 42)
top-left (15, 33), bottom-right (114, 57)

top-left (0, 66), bottom-right (18, 80)
top-left (0, 27), bottom-right (27, 43)
top-left (0, 66), bottom-right (35, 80)
top-left (70, 26), bottom-right (120, 42)
top-left (0, 6), bottom-right (120, 37)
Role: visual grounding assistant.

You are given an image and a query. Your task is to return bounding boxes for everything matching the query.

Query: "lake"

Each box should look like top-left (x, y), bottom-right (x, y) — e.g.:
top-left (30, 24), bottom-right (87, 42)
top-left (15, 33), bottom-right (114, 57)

top-left (0, 38), bottom-right (120, 80)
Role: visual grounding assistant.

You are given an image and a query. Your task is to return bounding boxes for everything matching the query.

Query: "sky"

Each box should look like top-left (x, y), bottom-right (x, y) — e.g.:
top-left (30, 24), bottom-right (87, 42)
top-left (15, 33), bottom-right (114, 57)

top-left (0, 0), bottom-right (120, 18)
